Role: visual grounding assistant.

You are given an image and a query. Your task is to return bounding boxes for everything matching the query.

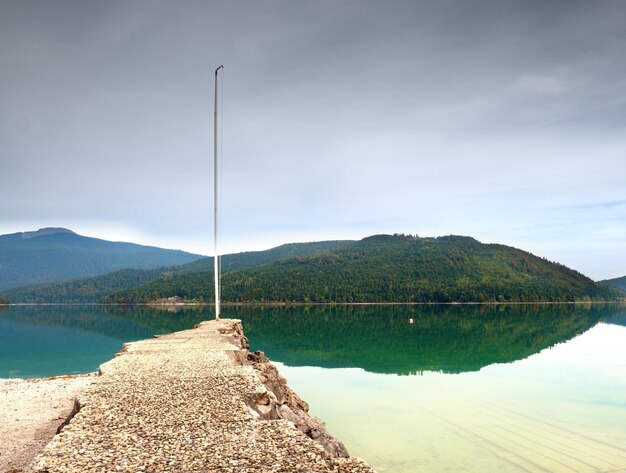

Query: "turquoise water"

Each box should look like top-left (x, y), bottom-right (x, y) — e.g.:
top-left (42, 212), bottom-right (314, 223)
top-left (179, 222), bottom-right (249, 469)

top-left (1, 304), bottom-right (626, 471)
top-left (0, 305), bottom-right (162, 377)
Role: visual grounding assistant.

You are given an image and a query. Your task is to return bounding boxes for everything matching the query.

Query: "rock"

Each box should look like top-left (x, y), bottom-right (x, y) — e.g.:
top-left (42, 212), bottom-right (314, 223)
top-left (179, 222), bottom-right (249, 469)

top-left (247, 345), bottom-right (350, 458)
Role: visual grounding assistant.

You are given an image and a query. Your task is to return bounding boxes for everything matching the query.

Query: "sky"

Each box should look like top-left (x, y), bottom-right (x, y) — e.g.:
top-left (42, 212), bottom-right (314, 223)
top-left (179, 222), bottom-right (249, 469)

top-left (1, 0), bottom-right (625, 280)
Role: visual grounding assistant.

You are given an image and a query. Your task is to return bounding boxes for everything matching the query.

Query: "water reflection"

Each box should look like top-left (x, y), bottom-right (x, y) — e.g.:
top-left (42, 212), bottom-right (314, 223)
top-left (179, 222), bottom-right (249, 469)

top-left (606, 313), bottom-right (626, 327)
top-left (3, 303), bottom-right (625, 472)
top-left (1, 305), bottom-right (159, 340)
top-left (104, 303), bottom-right (626, 375)
top-left (0, 305), bottom-right (158, 378)
top-left (233, 304), bottom-right (625, 374)
top-left (1, 303), bottom-right (624, 378)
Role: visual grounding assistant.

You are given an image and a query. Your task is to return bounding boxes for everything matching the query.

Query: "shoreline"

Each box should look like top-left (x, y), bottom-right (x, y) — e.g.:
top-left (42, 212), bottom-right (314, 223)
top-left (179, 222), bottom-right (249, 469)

top-left (2, 300), bottom-right (624, 307)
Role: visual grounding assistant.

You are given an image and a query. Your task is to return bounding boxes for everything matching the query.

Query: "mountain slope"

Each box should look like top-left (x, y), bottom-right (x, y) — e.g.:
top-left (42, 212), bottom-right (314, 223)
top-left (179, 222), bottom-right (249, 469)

top-left (4, 268), bottom-right (165, 303)
top-left (3, 239), bottom-right (354, 302)
top-left (0, 228), bottom-right (203, 291)
top-left (108, 234), bottom-right (619, 303)
top-left (599, 275), bottom-right (626, 293)
top-left (177, 240), bottom-right (354, 274)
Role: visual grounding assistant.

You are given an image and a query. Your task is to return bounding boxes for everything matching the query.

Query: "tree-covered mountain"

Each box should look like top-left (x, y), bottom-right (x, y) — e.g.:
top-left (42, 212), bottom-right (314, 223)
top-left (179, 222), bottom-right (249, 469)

top-left (3, 239), bottom-right (354, 303)
top-left (107, 234), bottom-right (619, 303)
top-left (177, 240), bottom-right (354, 274)
top-left (598, 275), bottom-right (626, 293)
top-left (4, 268), bottom-right (165, 304)
top-left (0, 228), bottom-right (203, 291)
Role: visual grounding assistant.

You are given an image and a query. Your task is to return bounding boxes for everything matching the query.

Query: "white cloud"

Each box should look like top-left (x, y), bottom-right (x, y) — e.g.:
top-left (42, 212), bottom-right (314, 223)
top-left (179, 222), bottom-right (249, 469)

top-left (514, 73), bottom-right (573, 97)
top-left (1, 0), bottom-right (626, 279)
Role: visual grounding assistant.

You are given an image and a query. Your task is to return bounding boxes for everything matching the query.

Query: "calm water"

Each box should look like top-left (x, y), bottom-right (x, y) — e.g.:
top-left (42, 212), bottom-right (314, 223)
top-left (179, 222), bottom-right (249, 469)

top-left (1, 303), bottom-right (626, 472)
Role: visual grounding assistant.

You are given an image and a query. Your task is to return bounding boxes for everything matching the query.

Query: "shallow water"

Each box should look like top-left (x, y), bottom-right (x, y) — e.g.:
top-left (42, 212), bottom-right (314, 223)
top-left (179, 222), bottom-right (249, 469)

top-left (277, 322), bottom-right (626, 472)
top-left (1, 303), bottom-right (625, 471)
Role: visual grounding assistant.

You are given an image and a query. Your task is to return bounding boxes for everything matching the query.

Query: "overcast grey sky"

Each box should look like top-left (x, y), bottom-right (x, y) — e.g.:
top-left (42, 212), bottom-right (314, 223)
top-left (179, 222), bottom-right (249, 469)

top-left (1, 0), bottom-right (625, 279)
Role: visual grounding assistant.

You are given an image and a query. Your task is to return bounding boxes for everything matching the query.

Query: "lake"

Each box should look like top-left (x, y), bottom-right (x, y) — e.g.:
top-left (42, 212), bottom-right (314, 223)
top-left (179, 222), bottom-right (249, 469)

top-left (2, 303), bottom-right (626, 472)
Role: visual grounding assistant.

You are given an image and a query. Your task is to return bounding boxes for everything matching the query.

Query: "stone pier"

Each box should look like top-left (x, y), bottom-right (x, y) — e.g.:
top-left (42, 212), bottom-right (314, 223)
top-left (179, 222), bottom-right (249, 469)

top-left (31, 319), bottom-right (374, 472)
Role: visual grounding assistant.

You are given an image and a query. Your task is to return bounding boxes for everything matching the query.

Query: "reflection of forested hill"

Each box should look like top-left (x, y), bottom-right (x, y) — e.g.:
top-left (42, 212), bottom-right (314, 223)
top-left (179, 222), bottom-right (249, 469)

top-left (231, 304), bottom-right (624, 375)
top-left (4, 304), bottom-right (623, 377)
top-left (102, 305), bottom-right (210, 333)
top-left (102, 304), bottom-right (625, 375)
top-left (0, 306), bottom-right (158, 341)
top-left (104, 304), bottom-right (624, 375)
top-left (604, 314), bottom-right (626, 327)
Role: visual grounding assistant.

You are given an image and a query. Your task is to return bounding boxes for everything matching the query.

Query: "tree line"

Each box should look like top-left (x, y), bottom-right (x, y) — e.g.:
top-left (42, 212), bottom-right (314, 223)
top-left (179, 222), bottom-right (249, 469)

top-left (105, 235), bottom-right (620, 304)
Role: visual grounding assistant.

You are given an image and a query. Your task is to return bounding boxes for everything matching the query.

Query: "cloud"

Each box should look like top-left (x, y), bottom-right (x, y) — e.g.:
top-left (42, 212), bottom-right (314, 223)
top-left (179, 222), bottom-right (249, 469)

top-left (514, 73), bottom-right (574, 97)
top-left (1, 0), bottom-right (626, 278)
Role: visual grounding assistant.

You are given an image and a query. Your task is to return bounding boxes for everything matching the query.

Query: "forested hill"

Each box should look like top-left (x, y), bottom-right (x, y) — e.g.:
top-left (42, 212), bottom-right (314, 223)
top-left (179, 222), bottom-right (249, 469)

top-left (176, 240), bottom-right (354, 274)
top-left (3, 239), bottom-right (354, 303)
top-left (107, 234), bottom-right (619, 303)
top-left (0, 228), bottom-right (203, 291)
top-left (599, 275), bottom-right (626, 293)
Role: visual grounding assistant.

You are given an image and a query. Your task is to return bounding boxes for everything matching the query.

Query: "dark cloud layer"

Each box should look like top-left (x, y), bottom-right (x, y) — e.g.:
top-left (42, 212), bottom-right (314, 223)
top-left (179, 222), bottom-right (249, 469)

top-left (1, 0), bottom-right (625, 278)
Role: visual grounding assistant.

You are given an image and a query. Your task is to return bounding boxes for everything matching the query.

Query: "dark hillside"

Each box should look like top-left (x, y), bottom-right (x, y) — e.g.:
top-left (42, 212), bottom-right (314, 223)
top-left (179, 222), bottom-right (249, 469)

top-left (3, 238), bottom-right (354, 302)
top-left (177, 240), bottom-right (354, 273)
top-left (599, 275), bottom-right (626, 293)
top-left (0, 228), bottom-right (203, 291)
top-left (108, 234), bottom-right (618, 303)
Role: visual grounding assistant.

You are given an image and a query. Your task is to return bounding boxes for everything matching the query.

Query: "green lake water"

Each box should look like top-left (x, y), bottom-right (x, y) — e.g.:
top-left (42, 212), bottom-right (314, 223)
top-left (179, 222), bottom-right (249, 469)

top-left (1, 303), bottom-right (626, 472)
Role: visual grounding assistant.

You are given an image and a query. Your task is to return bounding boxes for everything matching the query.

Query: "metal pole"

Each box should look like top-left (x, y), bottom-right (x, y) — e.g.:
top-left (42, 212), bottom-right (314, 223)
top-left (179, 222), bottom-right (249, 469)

top-left (214, 65), bottom-right (223, 320)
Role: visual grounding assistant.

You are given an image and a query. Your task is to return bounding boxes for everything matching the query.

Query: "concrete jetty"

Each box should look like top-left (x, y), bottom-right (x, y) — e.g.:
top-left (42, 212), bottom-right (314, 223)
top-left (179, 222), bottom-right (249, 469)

top-left (31, 319), bottom-right (374, 472)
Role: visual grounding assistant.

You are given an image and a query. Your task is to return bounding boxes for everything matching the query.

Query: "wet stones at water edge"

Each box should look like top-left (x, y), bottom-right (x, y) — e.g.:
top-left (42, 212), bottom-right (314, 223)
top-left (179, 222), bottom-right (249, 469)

top-left (247, 350), bottom-right (350, 458)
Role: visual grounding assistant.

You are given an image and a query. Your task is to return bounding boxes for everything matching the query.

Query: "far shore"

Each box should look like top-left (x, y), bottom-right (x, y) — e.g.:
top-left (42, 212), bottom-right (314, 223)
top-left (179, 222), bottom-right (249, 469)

top-left (1, 300), bottom-right (624, 307)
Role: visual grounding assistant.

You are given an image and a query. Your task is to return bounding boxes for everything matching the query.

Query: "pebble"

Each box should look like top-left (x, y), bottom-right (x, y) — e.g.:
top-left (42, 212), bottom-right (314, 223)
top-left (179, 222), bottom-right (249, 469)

top-left (29, 319), bottom-right (374, 473)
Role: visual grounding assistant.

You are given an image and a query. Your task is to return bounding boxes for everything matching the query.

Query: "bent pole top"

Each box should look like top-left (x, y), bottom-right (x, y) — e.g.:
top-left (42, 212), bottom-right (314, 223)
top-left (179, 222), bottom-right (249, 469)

top-left (214, 65), bottom-right (223, 320)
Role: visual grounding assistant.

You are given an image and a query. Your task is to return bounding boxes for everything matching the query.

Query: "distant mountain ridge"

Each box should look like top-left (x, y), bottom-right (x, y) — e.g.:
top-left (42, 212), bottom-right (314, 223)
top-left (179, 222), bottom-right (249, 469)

top-left (3, 239), bottom-right (354, 303)
top-left (3, 231), bottom-right (620, 304)
top-left (0, 227), bottom-right (204, 291)
top-left (20, 227), bottom-right (77, 238)
top-left (107, 234), bottom-right (619, 304)
top-left (599, 275), bottom-right (626, 294)
top-left (177, 240), bottom-right (354, 274)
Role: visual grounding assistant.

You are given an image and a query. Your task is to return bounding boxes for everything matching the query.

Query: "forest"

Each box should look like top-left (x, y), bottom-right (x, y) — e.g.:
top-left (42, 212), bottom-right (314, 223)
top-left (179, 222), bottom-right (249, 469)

top-left (105, 234), bottom-right (621, 304)
top-left (3, 240), bottom-right (352, 303)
